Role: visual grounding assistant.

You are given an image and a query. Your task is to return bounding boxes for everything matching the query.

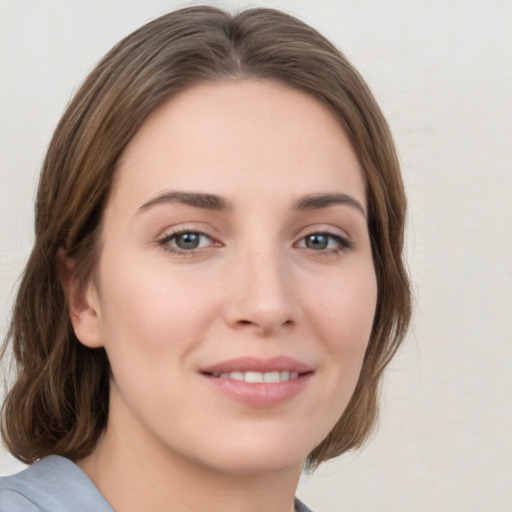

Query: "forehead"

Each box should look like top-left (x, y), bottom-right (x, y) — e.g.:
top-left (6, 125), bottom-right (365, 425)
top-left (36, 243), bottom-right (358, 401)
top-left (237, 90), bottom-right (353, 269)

top-left (112, 80), bottom-right (366, 211)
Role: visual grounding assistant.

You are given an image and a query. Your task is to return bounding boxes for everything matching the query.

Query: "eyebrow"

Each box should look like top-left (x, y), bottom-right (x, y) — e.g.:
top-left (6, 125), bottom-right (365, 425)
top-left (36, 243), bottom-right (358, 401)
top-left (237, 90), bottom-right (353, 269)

top-left (138, 191), bottom-right (231, 213)
top-left (137, 190), bottom-right (366, 217)
top-left (293, 193), bottom-right (366, 217)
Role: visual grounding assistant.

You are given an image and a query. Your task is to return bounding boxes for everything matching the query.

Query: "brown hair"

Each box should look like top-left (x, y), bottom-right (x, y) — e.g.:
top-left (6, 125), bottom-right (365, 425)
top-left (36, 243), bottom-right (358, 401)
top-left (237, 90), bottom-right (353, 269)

top-left (1, 5), bottom-right (411, 469)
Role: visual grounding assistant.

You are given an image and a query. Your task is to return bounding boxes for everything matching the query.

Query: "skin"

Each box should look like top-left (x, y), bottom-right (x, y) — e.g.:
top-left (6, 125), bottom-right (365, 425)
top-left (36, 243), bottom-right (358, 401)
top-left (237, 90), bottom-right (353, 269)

top-left (68, 80), bottom-right (377, 512)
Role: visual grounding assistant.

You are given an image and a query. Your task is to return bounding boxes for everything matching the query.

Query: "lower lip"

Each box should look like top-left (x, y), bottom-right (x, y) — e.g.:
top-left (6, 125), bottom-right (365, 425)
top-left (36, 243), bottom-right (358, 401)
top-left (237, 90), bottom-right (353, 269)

top-left (202, 373), bottom-right (312, 407)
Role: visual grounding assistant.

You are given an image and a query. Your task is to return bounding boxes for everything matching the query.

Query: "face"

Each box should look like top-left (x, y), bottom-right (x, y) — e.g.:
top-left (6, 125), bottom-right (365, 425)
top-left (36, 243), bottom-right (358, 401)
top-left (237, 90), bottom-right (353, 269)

top-left (77, 80), bottom-right (377, 476)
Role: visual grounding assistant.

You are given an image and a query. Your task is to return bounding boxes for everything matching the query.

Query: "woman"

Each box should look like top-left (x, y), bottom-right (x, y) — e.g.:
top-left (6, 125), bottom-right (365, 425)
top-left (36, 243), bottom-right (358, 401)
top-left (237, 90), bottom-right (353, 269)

top-left (0, 6), bottom-right (411, 512)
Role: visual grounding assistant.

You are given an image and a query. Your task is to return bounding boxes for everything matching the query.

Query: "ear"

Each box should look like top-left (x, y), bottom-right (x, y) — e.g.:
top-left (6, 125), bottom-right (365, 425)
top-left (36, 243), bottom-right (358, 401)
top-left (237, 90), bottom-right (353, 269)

top-left (57, 248), bottom-right (104, 348)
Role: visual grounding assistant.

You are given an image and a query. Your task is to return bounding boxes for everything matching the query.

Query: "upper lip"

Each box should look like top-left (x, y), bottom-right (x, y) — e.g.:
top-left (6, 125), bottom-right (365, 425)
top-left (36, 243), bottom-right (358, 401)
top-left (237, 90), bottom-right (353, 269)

top-left (200, 356), bottom-right (313, 375)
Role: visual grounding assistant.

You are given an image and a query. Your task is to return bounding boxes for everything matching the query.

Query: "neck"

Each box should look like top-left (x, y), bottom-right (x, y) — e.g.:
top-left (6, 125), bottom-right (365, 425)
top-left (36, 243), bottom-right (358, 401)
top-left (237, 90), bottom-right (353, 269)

top-left (77, 396), bottom-right (302, 512)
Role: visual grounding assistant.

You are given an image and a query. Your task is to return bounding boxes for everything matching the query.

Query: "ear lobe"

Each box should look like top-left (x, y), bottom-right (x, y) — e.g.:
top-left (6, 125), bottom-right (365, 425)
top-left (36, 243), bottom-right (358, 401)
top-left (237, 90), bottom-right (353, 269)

top-left (57, 248), bottom-right (104, 348)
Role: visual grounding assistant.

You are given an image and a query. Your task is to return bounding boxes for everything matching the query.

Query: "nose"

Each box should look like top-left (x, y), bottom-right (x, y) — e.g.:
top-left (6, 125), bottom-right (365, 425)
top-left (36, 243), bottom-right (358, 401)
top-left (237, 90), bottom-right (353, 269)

top-left (222, 245), bottom-right (299, 335)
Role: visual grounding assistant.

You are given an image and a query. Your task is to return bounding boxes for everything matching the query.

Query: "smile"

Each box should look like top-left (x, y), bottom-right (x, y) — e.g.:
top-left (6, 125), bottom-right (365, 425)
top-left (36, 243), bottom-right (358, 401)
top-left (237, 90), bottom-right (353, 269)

top-left (200, 356), bottom-right (313, 407)
top-left (211, 371), bottom-right (300, 383)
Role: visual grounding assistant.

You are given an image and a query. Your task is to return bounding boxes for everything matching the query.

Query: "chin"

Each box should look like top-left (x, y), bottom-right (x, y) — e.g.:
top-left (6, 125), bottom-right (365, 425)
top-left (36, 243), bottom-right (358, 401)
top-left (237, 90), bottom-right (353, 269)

top-left (204, 450), bottom-right (305, 477)
top-left (185, 429), bottom-right (317, 477)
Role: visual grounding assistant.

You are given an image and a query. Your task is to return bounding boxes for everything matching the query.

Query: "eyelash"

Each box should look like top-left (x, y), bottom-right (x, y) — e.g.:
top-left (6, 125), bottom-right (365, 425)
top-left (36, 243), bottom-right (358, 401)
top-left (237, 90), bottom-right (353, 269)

top-left (157, 229), bottom-right (218, 256)
top-left (157, 229), bottom-right (353, 256)
top-left (295, 232), bottom-right (353, 255)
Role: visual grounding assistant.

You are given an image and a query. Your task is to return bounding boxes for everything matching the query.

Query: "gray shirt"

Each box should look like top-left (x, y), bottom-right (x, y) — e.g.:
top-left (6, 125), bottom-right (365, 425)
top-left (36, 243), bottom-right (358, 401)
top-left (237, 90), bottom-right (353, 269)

top-left (0, 455), bottom-right (313, 511)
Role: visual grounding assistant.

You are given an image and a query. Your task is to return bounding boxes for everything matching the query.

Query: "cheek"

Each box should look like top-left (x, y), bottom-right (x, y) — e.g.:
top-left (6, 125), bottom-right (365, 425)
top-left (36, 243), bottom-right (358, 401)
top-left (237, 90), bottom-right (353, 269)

top-left (96, 255), bottom-right (220, 361)
top-left (312, 263), bottom-right (376, 335)
top-left (305, 261), bottom-right (377, 371)
top-left (296, 263), bottom-right (377, 442)
top-left (94, 258), bottom-right (222, 419)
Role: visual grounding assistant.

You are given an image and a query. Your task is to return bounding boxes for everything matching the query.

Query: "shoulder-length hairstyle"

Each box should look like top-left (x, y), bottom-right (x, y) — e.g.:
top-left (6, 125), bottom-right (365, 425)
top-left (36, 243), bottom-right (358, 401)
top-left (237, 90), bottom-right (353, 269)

top-left (1, 5), bottom-right (411, 470)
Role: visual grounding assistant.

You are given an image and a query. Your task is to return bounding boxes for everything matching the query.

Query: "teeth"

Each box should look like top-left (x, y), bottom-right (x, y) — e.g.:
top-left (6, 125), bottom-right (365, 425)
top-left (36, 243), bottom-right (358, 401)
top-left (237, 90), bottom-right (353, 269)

top-left (245, 371), bottom-right (264, 383)
top-left (264, 371), bottom-right (280, 383)
top-left (215, 371), bottom-right (300, 382)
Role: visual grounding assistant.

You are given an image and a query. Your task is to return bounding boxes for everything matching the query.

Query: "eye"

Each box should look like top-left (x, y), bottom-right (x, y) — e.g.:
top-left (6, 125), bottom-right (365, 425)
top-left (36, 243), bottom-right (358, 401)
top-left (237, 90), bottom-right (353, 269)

top-left (158, 230), bottom-right (215, 253)
top-left (296, 232), bottom-right (352, 253)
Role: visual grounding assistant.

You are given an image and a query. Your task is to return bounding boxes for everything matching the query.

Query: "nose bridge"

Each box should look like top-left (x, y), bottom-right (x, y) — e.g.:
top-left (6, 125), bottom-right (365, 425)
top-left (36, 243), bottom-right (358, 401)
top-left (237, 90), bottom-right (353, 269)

top-left (224, 235), bottom-right (297, 333)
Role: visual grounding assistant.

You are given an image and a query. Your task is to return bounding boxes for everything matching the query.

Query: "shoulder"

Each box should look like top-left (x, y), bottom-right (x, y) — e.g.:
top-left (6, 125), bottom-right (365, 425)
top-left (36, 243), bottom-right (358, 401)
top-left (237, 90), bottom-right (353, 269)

top-left (0, 456), bottom-right (112, 512)
top-left (295, 497), bottom-right (315, 512)
top-left (0, 487), bottom-right (41, 512)
top-left (0, 465), bottom-right (44, 512)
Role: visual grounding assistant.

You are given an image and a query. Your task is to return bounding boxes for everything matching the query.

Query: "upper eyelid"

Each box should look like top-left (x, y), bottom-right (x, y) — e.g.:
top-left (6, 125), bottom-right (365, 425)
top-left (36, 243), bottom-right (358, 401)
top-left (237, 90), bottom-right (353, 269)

top-left (158, 230), bottom-right (217, 247)
top-left (295, 232), bottom-right (352, 248)
top-left (156, 230), bottom-right (219, 256)
top-left (294, 224), bottom-right (352, 241)
top-left (160, 230), bottom-right (211, 241)
top-left (155, 224), bottom-right (353, 246)
top-left (157, 224), bottom-right (218, 240)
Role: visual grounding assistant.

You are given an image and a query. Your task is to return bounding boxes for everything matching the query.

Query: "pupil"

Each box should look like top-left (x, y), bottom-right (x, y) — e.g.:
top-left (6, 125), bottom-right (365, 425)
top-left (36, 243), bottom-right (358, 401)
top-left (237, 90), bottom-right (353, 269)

top-left (306, 234), bottom-right (328, 250)
top-left (176, 233), bottom-right (200, 250)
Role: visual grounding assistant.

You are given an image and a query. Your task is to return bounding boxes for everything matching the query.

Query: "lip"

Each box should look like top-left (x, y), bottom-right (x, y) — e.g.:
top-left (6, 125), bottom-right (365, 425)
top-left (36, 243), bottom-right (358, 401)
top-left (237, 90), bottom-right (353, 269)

top-left (200, 356), bottom-right (313, 407)
top-left (201, 356), bottom-right (312, 375)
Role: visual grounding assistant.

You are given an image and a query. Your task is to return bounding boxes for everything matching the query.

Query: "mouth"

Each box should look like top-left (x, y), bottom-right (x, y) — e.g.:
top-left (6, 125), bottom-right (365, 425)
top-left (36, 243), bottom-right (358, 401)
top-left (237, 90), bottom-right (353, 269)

top-left (200, 355), bottom-right (312, 381)
top-left (206, 370), bottom-right (300, 383)
top-left (200, 356), bottom-right (313, 406)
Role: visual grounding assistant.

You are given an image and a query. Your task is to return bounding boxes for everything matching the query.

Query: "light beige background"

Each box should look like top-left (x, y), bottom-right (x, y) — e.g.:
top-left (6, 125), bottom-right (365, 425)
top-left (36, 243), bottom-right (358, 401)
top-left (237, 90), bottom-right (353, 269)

top-left (1, 1), bottom-right (511, 511)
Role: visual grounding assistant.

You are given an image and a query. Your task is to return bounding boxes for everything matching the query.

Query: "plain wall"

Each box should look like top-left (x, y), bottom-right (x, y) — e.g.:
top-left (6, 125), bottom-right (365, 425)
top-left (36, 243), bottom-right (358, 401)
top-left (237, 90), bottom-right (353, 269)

top-left (1, 1), bottom-right (511, 511)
